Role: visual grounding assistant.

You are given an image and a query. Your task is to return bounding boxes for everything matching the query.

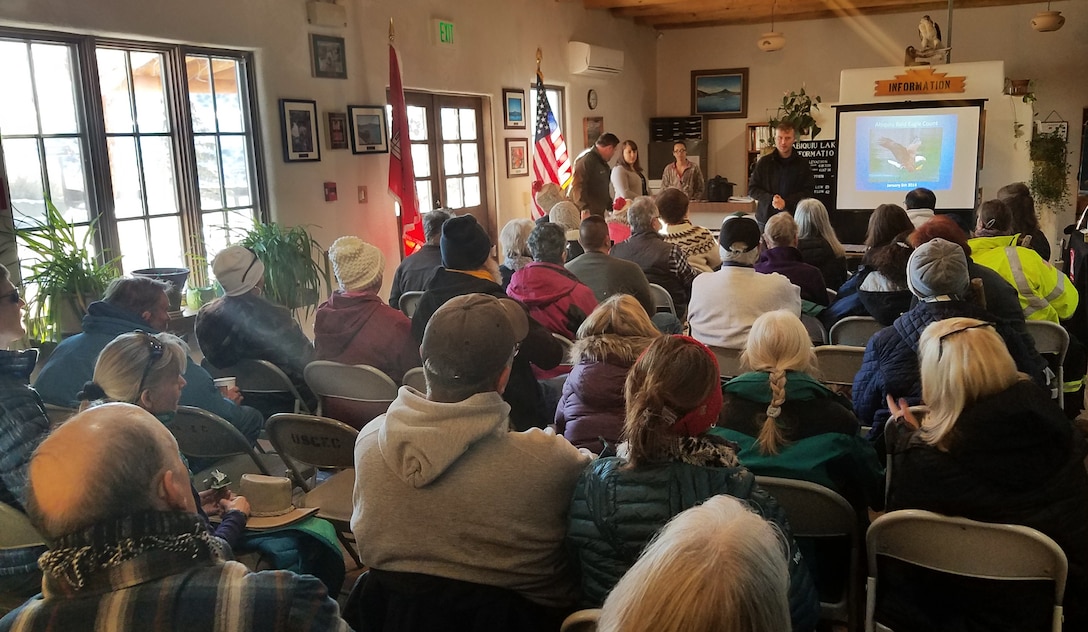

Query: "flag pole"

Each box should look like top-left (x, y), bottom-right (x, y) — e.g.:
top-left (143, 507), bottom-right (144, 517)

top-left (390, 17), bottom-right (404, 259)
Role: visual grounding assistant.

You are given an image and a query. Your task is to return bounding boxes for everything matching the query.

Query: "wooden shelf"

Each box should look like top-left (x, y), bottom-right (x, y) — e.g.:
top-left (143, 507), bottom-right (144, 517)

top-left (745, 122), bottom-right (772, 194)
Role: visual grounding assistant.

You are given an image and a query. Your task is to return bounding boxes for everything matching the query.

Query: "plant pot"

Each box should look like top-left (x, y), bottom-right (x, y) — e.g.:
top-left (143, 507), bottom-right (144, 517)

top-left (185, 285), bottom-right (219, 310)
top-left (1031, 10), bottom-right (1064, 32)
top-left (55, 293), bottom-right (97, 337)
top-left (133, 268), bottom-right (190, 312)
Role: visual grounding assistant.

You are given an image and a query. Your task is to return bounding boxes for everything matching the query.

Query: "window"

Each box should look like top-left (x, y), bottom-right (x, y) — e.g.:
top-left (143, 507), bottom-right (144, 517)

top-left (529, 84), bottom-right (565, 145)
top-left (0, 29), bottom-right (263, 284)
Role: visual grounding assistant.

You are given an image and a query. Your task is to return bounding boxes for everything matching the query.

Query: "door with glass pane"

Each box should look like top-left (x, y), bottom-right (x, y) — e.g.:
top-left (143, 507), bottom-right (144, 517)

top-left (403, 92), bottom-right (488, 231)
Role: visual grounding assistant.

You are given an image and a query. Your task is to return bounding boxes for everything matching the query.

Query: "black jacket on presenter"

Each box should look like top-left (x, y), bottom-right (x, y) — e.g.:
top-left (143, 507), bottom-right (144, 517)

top-left (748, 149), bottom-right (815, 226)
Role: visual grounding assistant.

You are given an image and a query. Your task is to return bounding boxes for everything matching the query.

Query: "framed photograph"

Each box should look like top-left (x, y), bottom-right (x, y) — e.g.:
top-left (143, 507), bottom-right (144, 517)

top-left (279, 99), bottom-right (320, 162)
top-left (348, 105), bottom-right (389, 154)
top-left (503, 88), bottom-right (526, 130)
top-left (505, 138), bottom-right (529, 178)
top-left (583, 116), bottom-right (604, 147)
top-left (326, 112), bottom-right (349, 150)
top-left (691, 68), bottom-right (749, 119)
top-left (310, 34), bottom-right (347, 79)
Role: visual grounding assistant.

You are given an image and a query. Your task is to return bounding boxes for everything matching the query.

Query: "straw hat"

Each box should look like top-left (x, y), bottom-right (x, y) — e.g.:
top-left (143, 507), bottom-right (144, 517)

top-left (237, 474), bottom-right (318, 529)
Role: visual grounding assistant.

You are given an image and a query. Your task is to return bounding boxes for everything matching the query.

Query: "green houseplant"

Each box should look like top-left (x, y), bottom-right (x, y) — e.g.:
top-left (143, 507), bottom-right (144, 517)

top-left (770, 87), bottom-right (822, 139)
top-left (238, 222), bottom-right (330, 313)
top-left (1029, 130), bottom-right (1071, 211)
top-left (15, 198), bottom-right (119, 341)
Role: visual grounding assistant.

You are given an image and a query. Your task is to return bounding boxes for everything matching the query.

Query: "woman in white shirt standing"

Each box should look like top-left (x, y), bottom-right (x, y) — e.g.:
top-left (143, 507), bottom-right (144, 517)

top-left (610, 139), bottom-right (648, 201)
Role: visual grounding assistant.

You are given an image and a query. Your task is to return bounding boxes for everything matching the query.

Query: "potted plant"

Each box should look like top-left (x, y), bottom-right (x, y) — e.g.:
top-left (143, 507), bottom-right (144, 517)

top-left (15, 198), bottom-right (119, 341)
top-left (1029, 129), bottom-right (1071, 211)
top-left (770, 87), bottom-right (822, 139)
top-left (238, 222), bottom-right (330, 313)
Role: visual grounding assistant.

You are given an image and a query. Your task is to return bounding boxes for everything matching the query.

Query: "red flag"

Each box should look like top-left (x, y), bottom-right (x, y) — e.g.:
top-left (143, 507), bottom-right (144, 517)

top-left (388, 43), bottom-right (424, 255)
top-left (531, 70), bottom-right (572, 218)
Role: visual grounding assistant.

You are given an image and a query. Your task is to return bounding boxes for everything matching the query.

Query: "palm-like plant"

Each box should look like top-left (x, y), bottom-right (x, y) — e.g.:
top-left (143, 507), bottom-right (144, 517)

top-left (238, 222), bottom-right (330, 313)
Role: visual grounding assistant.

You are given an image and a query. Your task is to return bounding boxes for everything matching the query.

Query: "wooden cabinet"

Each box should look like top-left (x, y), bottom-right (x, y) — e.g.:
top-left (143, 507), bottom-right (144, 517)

top-left (745, 122), bottom-right (772, 192)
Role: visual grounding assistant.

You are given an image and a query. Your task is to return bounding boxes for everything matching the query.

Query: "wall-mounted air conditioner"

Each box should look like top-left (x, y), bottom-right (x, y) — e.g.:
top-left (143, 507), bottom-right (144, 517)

top-left (568, 41), bottom-right (624, 78)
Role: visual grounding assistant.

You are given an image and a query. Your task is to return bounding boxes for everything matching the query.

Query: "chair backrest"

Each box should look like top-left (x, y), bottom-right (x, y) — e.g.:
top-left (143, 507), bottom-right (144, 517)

top-left (865, 509), bottom-right (1068, 632)
top-left (217, 358), bottom-right (311, 414)
top-left (709, 345), bottom-right (744, 378)
top-left (0, 502), bottom-right (43, 549)
top-left (829, 316), bottom-right (883, 346)
top-left (814, 345), bottom-right (866, 386)
top-left (560, 609), bottom-right (601, 632)
top-left (267, 413), bottom-right (358, 489)
top-left (647, 283), bottom-right (676, 317)
top-left (801, 313), bottom-right (828, 345)
top-left (553, 333), bottom-right (575, 366)
top-left (169, 405), bottom-right (271, 475)
top-left (304, 361), bottom-right (399, 429)
top-left (1026, 320), bottom-right (1069, 401)
top-left (43, 403), bottom-right (77, 427)
top-left (399, 291), bottom-right (424, 318)
top-left (402, 367), bottom-right (427, 392)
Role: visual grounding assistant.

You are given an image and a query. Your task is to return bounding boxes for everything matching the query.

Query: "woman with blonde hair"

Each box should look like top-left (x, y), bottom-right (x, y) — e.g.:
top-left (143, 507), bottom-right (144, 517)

top-left (555, 294), bottom-right (659, 453)
top-left (714, 310), bottom-right (883, 505)
top-left (883, 317), bottom-right (1088, 631)
top-left (610, 139), bottom-right (648, 200)
top-left (795, 198), bottom-right (848, 290)
top-left (498, 218), bottom-right (536, 290)
top-left (568, 334), bottom-right (819, 631)
top-left (598, 495), bottom-right (790, 632)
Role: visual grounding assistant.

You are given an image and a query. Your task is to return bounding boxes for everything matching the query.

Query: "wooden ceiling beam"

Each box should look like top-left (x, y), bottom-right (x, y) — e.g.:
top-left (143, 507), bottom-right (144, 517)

top-left (585, 0), bottom-right (687, 9)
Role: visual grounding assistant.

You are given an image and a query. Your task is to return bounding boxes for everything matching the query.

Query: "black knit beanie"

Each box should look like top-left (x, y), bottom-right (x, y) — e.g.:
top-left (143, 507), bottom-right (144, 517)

top-left (440, 214), bottom-right (492, 270)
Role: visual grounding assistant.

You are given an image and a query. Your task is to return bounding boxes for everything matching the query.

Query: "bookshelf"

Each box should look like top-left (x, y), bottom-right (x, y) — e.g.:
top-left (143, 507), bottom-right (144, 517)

top-left (745, 122), bottom-right (772, 193)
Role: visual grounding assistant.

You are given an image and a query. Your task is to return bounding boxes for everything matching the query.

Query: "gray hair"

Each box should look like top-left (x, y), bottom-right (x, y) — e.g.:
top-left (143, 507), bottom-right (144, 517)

top-left (720, 245), bottom-right (760, 266)
top-left (627, 196), bottom-right (659, 233)
top-left (89, 332), bottom-right (188, 405)
top-left (499, 218), bottom-right (535, 262)
top-left (424, 209), bottom-right (452, 243)
top-left (529, 223), bottom-right (566, 265)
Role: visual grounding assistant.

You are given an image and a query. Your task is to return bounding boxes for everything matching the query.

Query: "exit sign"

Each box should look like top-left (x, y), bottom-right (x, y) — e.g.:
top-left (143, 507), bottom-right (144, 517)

top-left (433, 19), bottom-right (454, 45)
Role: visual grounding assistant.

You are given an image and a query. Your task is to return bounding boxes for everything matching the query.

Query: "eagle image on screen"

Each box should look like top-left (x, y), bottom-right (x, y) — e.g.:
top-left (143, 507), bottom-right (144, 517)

top-left (856, 114), bottom-right (955, 192)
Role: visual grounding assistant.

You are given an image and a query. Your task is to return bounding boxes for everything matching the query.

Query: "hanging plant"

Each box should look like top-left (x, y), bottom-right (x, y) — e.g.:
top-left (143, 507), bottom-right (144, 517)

top-left (770, 87), bottom-right (822, 139)
top-left (1029, 130), bottom-right (1070, 210)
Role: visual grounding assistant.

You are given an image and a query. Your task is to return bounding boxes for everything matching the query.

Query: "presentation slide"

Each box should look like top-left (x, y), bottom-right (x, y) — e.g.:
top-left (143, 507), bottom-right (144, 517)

top-left (836, 101), bottom-right (983, 211)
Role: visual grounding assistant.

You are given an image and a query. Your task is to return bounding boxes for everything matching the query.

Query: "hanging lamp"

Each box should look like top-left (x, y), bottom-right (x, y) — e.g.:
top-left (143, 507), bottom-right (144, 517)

top-left (758, 0), bottom-right (786, 52)
top-left (1031, 1), bottom-right (1065, 31)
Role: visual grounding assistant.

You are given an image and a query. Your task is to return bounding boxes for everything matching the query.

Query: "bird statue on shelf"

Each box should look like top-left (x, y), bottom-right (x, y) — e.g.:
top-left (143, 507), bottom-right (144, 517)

top-left (918, 15), bottom-right (942, 52)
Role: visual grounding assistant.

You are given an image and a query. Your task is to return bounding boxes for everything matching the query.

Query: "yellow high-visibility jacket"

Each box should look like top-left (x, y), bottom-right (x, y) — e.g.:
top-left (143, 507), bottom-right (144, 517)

top-left (968, 234), bottom-right (1078, 323)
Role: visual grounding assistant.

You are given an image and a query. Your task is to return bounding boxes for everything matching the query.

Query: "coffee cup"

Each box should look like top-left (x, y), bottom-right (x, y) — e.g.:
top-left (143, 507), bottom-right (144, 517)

top-left (214, 377), bottom-right (236, 397)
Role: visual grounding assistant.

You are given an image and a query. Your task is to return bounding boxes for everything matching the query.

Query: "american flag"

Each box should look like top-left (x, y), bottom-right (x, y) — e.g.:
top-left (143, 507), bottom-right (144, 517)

top-left (531, 69), bottom-right (572, 218)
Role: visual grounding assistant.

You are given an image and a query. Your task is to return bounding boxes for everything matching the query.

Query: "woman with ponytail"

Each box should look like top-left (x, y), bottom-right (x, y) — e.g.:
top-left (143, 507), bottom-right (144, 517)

top-left (567, 334), bottom-right (820, 632)
top-left (713, 310), bottom-right (884, 510)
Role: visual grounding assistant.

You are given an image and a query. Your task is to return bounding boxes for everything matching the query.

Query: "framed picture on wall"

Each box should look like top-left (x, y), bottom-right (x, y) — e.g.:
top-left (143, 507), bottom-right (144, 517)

top-left (279, 99), bottom-right (320, 162)
top-left (310, 34), bottom-right (347, 79)
top-left (506, 138), bottom-right (529, 177)
top-left (503, 88), bottom-right (526, 129)
top-left (583, 116), bottom-right (604, 147)
top-left (691, 68), bottom-right (749, 119)
top-left (347, 105), bottom-right (389, 154)
top-left (327, 112), bottom-right (349, 150)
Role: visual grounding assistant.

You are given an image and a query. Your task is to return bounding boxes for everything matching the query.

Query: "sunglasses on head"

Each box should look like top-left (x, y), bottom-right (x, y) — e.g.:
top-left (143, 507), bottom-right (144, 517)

top-left (241, 248), bottom-right (260, 284)
top-left (135, 330), bottom-right (165, 399)
top-left (0, 289), bottom-right (20, 304)
top-left (937, 321), bottom-right (994, 360)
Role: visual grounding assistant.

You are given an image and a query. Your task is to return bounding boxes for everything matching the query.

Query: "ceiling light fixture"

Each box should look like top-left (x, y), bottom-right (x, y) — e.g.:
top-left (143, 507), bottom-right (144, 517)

top-left (758, 0), bottom-right (786, 52)
top-left (1031, 1), bottom-right (1065, 31)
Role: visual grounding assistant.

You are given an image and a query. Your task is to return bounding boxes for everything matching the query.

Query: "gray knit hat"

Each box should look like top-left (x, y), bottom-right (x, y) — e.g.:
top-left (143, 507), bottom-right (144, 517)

top-left (549, 201), bottom-right (581, 233)
top-left (535, 183), bottom-right (566, 215)
top-left (907, 238), bottom-right (970, 299)
top-left (328, 236), bottom-right (384, 292)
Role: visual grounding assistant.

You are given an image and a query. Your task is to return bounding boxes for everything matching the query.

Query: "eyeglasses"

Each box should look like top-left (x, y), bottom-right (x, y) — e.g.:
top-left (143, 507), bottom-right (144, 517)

top-left (937, 321), bottom-right (994, 360)
top-left (135, 330), bottom-right (165, 399)
top-left (0, 289), bottom-right (20, 304)
top-left (240, 248), bottom-right (260, 284)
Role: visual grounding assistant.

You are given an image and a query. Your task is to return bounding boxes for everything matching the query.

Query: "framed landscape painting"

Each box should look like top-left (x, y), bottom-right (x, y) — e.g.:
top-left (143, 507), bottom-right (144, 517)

top-left (691, 68), bottom-right (749, 119)
top-left (347, 105), bottom-right (389, 154)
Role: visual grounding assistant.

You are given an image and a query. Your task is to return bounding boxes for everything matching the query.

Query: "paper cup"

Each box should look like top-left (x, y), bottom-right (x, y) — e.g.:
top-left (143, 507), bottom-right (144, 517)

top-left (214, 377), bottom-right (236, 396)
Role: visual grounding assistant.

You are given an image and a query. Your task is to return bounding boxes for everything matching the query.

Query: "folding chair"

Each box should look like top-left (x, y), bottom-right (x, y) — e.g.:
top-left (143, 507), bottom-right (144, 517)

top-left (1025, 320), bottom-right (1069, 401)
top-left (43, 403), bottom-right (77, 427)
top-left (647, 283), bottom-right (676, 317)
top-left (402, 366), bottom-right (427, 392)
top-left (708, 345), bottom-right (744, 378)
top-left (399, 291), bottom-right (424, 318)
top-left (207, 358), bottom-right (312, 415)
top-left (266, 413), bottom-right (362, 567)
top-left (553, 333), bottom-right (575, 366)
top-left (814, 345), bottom-right (866, 387)
top-left (829, 316), bottom-right (883, 347)
top-left (560, 609), bottom-right (601, 632)
top-left (169, 405), bottom-right (287, 486)
top-left (865, 510), bottom-right (1068, 632)
top-left (0, 502), bottom-right (42, 550)
top-left (756, 476), bottom-right (861, 632)
top-left (802, 313), bottom-right (828, 345)
top-left (304, 361), bottom-right (399, 430)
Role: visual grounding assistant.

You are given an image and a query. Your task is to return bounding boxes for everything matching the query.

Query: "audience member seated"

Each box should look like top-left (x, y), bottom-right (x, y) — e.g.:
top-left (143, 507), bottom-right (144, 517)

top-left (998, 181), bottom-right (1050, 261)
top-left (610, 196), bottom-right (697, 319)
top-left (351, 294), bottom-right (589, 630)
top-left (389, 208), bottom-right (449, 309)
top-left (78, 332), bottom-right (346, 595)
top-left (714, 310), bottom-right (883, 510)
top-left (499, 218), bottom-right (535, 291)
top-left (795, 198), bottom-right (848, 291)
top-left (0, 403), bottom-right (350, 631)
top-left (0, 265), bottom-right (48, 602)
top-left (314, 236), bottom-right (420, 383)
top-left (550, 201), bottom-right (585, 262)
top-left (756, 213), bottom-right (829, 306)
top-left (555, 295), bottom-right (659, 454)
top-left (656, 187), bottom-right (721, 274)
top-left (507, 223), bottom-right (599, 343)
top-left (34, 276), bottom-right (263, 443)
top-left (882, 318), bottom-right (1088, 632)
top-left (607, 198), bottom-right (632, 245)
top-left (689, 214), bottom-right (801, 349)
top-left (824, 204), bottom-right (915, 326)
top-left (854, 239), bottom-right (1048, 432)
top-left (597, 495), bottom-right (791, 632)
top-left (566, 216), bottom-right (655, 317)
top-left (411, 215), bottom-right (562, 430)
top-left (567, 334), bottom-right (819, 631)
top-left (903, 187), bottom-right (936, 228)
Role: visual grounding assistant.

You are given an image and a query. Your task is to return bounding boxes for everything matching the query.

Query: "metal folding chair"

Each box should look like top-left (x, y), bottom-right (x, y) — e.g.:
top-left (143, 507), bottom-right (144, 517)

top-left (1025, 320), bottom-right (1069, 401)
top-left (829, 316), bottom-right (883, 347)
top-left (398, 291), bottom-right (424, 318)
top-left (401, 367), bottom-right (426, 392)
top-left (304, 361), bottom-right (399, 430)
top-left (207, 358), bottom-right (312, 415)
top-left (169, 405), bottom-right (287, 485)
top-left (814, 344), bottom-right (866, 387)
top-left (708, 345), bottom-right (744, 378)
top-left (647, 283), bottom-right (676, 317)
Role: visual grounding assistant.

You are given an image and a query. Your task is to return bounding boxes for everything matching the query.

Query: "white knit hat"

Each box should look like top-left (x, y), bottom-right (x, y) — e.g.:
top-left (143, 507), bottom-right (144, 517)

top-left (328, 236), bottom-right (385, 292)
top-left (212, 245), bottom-right (265, 297)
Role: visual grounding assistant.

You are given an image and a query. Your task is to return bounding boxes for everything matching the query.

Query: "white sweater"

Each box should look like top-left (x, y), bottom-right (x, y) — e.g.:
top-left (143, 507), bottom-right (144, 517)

top-left (688, 265), bottom-right (802, 349)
